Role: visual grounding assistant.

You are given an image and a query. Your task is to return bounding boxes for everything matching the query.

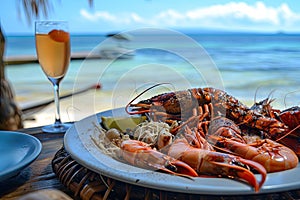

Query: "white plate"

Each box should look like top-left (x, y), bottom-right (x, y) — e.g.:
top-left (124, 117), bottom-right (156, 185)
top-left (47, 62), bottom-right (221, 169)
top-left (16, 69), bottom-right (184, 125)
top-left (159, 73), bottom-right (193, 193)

top-left (64, 108), bottom-right (300, 195)
top-left (0, 131), bottom-right (42, 182)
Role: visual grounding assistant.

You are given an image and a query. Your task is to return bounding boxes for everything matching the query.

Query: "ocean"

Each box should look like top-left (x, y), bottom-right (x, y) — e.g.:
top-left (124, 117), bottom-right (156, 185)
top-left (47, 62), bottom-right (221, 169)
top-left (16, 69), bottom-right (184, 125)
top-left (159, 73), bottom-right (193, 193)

top-left (4, 29), bottom-right (300, 110)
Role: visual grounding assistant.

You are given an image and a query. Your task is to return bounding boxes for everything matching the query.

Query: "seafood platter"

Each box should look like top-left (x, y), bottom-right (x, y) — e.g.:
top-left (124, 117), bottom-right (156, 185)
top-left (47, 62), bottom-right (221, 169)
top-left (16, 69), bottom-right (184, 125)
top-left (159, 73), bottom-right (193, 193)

top-left (64, 86), bottom-right (300, 195)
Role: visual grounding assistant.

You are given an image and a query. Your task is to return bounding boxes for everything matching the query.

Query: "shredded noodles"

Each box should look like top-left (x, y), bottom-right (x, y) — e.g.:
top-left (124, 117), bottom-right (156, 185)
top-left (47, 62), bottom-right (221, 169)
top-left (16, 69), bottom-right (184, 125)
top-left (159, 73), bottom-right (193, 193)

top-left (133, 121), bottom-right (173, 146)
top-left (91, 120), bottom-right (173, 158)
top-left (90, 122), bottom-right (121, 159)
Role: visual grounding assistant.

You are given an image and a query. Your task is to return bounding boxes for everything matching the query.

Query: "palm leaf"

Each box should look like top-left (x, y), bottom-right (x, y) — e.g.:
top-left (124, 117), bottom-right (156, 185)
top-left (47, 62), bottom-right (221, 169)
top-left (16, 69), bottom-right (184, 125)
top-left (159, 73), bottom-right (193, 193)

top-left (17, 0), bottom-right (93, 23)
top-left (17, 0), bottom-right (52, 23)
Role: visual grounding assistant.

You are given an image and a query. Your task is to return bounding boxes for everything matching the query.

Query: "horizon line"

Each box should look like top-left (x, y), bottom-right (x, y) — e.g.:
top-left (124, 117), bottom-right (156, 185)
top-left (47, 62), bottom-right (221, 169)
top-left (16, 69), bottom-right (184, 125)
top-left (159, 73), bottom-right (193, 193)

top-left (5, 29), bottom-right (300, 36)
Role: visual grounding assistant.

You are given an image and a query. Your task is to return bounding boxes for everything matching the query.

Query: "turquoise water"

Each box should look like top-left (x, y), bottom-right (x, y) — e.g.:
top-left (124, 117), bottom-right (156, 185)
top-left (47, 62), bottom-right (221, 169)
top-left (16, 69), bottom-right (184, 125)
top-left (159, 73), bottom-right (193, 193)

top-left (4, 30), bottom-right (300, 110)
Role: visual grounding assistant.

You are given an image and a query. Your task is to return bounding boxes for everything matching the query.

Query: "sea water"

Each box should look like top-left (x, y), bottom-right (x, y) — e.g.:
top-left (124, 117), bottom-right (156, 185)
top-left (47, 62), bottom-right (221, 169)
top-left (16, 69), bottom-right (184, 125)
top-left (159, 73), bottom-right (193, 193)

top-left (4, 30), bottom-right (300, 110)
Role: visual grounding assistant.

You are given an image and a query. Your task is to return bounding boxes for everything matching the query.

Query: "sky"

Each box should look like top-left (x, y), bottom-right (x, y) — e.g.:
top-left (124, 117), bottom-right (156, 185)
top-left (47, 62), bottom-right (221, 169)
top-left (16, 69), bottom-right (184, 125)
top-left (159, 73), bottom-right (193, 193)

top-left (1, 0), bottom-right (300, 35)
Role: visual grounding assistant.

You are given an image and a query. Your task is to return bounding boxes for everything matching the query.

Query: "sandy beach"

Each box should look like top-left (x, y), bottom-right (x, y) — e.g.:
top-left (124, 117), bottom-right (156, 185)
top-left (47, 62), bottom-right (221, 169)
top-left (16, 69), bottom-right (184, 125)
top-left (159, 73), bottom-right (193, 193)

top-left (23, 89), bottom-right (114, 128)
top-left (5, 53), bottom-right (115, 129)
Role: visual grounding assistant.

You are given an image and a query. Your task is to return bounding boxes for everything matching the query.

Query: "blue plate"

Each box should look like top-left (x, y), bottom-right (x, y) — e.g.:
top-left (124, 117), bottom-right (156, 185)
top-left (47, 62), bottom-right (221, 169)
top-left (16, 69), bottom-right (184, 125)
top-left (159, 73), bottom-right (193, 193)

top-left (0, 131), bottom-right (42, 182)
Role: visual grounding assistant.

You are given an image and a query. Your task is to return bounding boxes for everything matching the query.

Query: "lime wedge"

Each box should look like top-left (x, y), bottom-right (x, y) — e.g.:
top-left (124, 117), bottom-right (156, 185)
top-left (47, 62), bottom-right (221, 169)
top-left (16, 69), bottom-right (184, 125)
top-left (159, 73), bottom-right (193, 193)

top-left (101, 116), bottom-right (147, 132)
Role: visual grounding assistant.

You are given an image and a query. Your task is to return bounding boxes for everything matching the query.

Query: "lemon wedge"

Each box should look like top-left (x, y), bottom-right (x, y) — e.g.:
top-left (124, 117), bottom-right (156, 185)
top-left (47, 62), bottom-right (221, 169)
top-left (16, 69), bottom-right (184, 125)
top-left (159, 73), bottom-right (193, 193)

top-left (101, 116), bottom-right (147, 132)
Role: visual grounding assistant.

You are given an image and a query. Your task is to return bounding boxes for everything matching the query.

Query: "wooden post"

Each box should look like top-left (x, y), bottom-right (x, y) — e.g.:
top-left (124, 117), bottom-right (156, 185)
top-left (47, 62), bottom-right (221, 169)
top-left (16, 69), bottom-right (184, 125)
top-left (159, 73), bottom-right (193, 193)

top-left (0, 25), bottom-right (23, 130)
top-left (0, 24), bottom-right (4, 80)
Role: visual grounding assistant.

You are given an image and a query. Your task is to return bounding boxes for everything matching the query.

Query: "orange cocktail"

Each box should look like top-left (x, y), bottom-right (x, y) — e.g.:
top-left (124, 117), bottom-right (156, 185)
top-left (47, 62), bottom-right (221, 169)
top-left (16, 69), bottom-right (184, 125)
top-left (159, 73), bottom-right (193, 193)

top-left (36, 29), bottom-right (70, 78)
top-left (35, 21), bottom-right (71, 133)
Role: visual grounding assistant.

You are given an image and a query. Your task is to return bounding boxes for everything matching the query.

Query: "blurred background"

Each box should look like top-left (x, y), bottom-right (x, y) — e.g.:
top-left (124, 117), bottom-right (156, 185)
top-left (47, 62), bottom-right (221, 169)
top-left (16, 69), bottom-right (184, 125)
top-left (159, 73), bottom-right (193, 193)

top-left (1, 0), bottom-right (300, 128)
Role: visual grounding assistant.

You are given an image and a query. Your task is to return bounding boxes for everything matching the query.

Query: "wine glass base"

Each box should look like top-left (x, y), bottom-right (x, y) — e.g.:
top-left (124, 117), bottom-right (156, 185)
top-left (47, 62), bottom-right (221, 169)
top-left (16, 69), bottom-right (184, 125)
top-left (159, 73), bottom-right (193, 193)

top-left (42, 123), bottom-right (72, 133)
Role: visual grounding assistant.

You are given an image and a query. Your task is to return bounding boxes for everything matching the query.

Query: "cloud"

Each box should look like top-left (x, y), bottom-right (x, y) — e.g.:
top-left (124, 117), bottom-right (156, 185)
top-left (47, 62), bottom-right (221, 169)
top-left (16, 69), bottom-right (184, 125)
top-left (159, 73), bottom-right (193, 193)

top-left (185, 2), bottom-right (280, 24)
top-left (80, 9), bottom-right (117, 22)
top-left (79, 2), bottom-right (300, 31)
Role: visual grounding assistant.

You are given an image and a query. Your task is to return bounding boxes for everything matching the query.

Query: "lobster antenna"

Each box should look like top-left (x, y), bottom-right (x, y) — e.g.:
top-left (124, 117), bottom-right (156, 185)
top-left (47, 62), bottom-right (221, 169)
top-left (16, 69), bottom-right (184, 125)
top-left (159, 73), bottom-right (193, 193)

top-left (254, 86), bottom-right (277, 105)
top-left (267, 89), bottom-right (277, 104)
top-left (253, 85), bottom-right (262, 104)
top-left (125, 82), bottom-right (172, 114)
top-left (276, 123), bottom-right (300, 142)
top-left (283, 90), bottom-right (300, 108)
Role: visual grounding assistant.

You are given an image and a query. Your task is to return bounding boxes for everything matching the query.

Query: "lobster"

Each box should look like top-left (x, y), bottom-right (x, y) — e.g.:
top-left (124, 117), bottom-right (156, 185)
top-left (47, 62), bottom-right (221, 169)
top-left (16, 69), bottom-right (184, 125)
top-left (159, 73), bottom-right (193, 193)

top-left (250, 98), bottom-right (300, 157)
top-left (201, 117), bottom-right (299, 173)
top-left (119, 139), bottom-right (198, 177)
top-left (126, 86), bottom-right (289, 140)
top-left (276, 106), bottom-right (300, 158)
top-left (173, 114), bottom-right (299, 173)
top-left (164, 137), bottom-right (266, 192)
top-left (279, 106), bottom-right (300, 131)
top-left (214, 137), bottom-right (299, 173)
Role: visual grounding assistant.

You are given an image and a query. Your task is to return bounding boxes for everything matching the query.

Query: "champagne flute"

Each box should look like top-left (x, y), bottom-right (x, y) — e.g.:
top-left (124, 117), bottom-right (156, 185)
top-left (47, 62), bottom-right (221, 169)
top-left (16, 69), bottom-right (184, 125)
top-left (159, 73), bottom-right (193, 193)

top-left (35, 21), bottom-right (71, 133)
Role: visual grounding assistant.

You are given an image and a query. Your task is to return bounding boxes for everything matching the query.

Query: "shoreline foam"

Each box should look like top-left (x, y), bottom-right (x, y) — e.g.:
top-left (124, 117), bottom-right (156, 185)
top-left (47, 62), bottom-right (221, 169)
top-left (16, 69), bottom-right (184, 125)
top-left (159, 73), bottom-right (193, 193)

top-left (4, 52), bottom-right (101, 65)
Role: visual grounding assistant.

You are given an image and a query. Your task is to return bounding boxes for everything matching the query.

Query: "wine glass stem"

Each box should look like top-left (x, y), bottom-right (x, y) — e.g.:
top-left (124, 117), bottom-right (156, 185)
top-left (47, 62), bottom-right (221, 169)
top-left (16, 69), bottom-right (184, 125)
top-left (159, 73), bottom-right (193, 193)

top-left (52, 81), bottom-right (62, 126)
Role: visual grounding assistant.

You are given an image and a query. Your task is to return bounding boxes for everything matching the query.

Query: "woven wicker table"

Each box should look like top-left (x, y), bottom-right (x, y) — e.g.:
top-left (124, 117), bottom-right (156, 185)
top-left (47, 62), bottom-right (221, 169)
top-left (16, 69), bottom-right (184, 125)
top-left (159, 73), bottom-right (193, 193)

top-left (52, 146), bottom-right (300, 200)
top-left (1, 125), bottom-right (300, 200)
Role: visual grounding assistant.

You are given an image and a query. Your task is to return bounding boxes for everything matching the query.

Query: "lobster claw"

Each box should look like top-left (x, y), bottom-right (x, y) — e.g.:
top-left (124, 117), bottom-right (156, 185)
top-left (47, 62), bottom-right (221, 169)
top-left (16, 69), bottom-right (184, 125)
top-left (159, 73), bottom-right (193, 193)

top-left (161, 159), bottom-right (199, 177)
top-left (213, 157), bottom-right (266, 192)
top-left (238, 158), bottom-right (267, 191)
top-left (167, 138), bottom-right (266, 192)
